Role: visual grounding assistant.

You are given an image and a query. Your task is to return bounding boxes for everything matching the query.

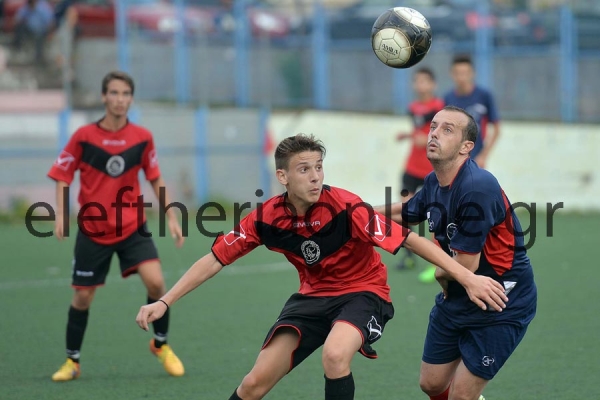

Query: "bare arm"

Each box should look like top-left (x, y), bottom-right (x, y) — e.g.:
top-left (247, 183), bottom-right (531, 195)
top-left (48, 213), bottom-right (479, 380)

top-left (150, 176), bottom-right (184, 247)
top-left (413, 132), bottom-right (428, 147)
top-left (403, 234), bottom-right (507, 311)
top-left (475, 122), bottom-right (500, 167)
top-left (435, 252), bottom-right (481, 295)
top-left (373, 202), bottom-right (404, 224)
top-left (436, 252), bottom-right (481, 279)
top-left (136, 253), bottom-right (223, 331)
top-left (54, 180), bottom-right (69, 240)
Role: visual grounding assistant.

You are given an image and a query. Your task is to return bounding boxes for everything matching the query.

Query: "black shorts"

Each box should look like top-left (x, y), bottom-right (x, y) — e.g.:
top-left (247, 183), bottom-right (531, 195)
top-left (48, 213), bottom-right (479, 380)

top-left (401, 172), bottom-right (425, 196)
top-left (72, 222), bottom-right (159, 288)
top-left (262, 291), bottom-right (394, 371)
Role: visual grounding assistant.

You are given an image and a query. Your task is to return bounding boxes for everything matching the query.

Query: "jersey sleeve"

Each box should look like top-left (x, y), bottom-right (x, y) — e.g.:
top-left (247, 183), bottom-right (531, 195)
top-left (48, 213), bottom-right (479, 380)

top-left (349, 200), bottom-right (409, 255)
top-left (47, 130), bottom-right (82, 184)
top-left (401, 186), bottom-right (428, 224)
top-left (450, 191), bottom-right (505, 254)
top-left (211, 209), bottom-right (262, 266)
top-left (142, 135), bottom-right (161, 181)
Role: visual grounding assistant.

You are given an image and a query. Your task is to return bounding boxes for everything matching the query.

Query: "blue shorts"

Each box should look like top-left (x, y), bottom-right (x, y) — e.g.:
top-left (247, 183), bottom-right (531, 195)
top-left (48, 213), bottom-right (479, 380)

top-left (422, 305), bottom-right (531, 380)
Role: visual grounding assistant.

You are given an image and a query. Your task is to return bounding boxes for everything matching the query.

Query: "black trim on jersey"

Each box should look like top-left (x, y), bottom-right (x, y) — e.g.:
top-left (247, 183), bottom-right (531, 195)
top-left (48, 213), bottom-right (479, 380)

top-left (210, 234), bottom-right (227, 266)
top-left (211, 250), bottom-right (226, 267)
top-left (392, 231), bottom-right (410, 256)
top-left (79, 141), bottom-right (148, 178)
top-left (255, 209), bottom-right (352, 266)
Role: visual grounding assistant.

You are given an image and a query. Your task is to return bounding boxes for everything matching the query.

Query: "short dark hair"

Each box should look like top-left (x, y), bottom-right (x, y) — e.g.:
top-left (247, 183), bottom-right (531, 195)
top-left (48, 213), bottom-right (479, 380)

top-left (415, 67), bottom-right (435, 81)
top-left (451, 54), bottom-right (473, 67)
top-left (275, 133), bottom-right (326, 170)
top-left (442, 105), bottom-right (478, 143)
top-left (102, 71), bottom-right (135, 95)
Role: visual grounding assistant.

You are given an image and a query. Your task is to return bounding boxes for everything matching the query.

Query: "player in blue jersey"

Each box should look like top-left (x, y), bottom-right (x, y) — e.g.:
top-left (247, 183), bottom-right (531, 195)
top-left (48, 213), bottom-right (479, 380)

top-left (444, 55), bottom-right (500, 169)
top-left (378, 105), bottom-right (536, 400)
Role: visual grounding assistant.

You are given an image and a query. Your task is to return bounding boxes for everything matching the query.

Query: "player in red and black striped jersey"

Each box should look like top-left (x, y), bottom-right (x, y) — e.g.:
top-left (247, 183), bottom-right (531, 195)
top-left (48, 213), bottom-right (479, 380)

top-left (395, 67), bottom-right (444, 277)
top-left (136, 134), bottom-right (507, 400)
top-left (48, 71), bottom-right (185, 382)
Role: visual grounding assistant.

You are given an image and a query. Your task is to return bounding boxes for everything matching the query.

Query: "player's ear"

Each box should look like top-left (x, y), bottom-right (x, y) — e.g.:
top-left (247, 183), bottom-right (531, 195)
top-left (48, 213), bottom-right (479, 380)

top-left (460, 140), bottom-right (474, 155)
top-left (276, 169), bottom-right (288, 186)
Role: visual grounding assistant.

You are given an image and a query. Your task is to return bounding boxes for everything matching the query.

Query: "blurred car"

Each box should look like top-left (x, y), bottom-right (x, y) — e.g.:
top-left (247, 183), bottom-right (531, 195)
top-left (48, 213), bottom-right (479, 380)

top-left (1, 0), bottom-right (214, 38)
top-left (189, 0), bottom-right (293, 38)
top-left (325, 0), bottom-right (554, 46)
top-left (0, 0), bottom-right (293, 39)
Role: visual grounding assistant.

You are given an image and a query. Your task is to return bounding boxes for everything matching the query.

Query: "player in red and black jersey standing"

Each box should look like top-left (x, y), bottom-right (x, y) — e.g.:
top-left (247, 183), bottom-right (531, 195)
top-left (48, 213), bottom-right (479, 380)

top-left (48, 71), bottom-right (185, 381)
top-left (395, 67), bottom-right (444, 282)
top-left (135, 134), bottom-right (507, 400)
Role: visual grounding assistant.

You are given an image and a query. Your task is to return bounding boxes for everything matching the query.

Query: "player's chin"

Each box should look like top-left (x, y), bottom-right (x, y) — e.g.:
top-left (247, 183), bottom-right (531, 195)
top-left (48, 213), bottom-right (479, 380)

top-left (306, 192), bottom-right (321, 203)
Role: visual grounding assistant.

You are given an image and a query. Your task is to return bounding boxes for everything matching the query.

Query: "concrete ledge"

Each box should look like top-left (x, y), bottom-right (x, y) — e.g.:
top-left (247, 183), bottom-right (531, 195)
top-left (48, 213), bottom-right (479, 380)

top-left (0, 90), bottom-right (66, 112)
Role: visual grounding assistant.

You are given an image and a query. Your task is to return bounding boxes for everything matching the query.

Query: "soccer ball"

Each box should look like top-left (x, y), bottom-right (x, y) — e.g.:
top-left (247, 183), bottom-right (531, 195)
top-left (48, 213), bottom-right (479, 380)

top-left (371, 7), bottom-right (432, 69)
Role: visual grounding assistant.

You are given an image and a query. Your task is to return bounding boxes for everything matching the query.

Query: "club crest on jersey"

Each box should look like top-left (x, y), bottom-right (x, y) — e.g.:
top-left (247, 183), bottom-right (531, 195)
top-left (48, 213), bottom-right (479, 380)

top-left (106, 155), bottom-right (125, 177)
top-left (301, 240), bottom-right (320, 265)
top-left (446, 223), bottom-right (458, 240)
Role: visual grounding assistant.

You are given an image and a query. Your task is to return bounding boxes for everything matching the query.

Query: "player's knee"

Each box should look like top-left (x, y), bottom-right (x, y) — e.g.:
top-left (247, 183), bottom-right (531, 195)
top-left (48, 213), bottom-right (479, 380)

top-left (419, 375), bottom-right (448, 396)
top-left (322, 346), bottom-right (350, 376)
top-left (72, 288), bottom-right (95, 309)
top-left (145, 280), bottom-right (165, 299)
top-left (448, 383), bottom-right (481, 400)
top-left (238, 372), bottom-right (269, 399)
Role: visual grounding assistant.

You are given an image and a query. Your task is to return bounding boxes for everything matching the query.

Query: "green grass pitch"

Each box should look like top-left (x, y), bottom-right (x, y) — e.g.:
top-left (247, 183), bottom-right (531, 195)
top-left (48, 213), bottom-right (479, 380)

top-left (1, 212), bottom-right (598, 399)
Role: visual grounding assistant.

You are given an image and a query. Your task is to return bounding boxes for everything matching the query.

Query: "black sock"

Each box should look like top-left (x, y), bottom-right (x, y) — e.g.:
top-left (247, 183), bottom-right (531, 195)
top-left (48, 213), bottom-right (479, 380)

top-left (325, 373), bottom-right (355, 400)
top-left (66, 306), bottom-right (89, 363)
top-left (228, 388), bottom-right (243, 400)
top-left (148, 296), bottom-right (169, 348)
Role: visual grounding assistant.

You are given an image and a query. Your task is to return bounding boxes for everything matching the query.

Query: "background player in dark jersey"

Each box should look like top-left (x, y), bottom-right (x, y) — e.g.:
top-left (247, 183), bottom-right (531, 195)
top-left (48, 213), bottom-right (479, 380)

top-left (444, 55), bottom-right (500, 169)
top-left (382, 106), bottom-right (536, 400)
top-left (394, 67), bottom-right (444, 283)
top-left (135, 134), bottom-right (507, 400)
top-left (48, 71), bottom-right (186, 381)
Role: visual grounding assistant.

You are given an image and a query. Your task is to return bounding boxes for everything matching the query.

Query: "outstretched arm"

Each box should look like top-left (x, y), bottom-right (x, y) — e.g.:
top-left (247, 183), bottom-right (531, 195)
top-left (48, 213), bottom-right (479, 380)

top-left (373, 202), bottom-right (404, 224)
top-left (136, 253), bottom-right (223, 331)
top-left (404, 234), bottom-right (507, 311)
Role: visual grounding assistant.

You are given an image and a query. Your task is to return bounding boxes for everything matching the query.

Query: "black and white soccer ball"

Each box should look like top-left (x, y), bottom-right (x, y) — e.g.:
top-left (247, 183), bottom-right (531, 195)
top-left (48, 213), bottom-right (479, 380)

top-left (371, 7), bottom-right (432, 69)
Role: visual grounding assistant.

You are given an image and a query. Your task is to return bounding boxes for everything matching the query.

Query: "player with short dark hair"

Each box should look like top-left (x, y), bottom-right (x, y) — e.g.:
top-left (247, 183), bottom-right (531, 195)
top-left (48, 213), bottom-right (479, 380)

top-left (394, 67), bottom-right (444, 280)
top-left (135, 133), bottom-right (508, 400)
top-left (381, 106), bottom-right (536, 400)
top-left (444, 54), bottom-right (500, 169)
top-left (48, 70), bottom-right (186, 381)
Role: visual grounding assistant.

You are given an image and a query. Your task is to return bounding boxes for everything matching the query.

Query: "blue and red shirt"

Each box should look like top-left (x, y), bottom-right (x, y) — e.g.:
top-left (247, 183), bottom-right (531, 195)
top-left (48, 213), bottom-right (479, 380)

top-left (444, 86), bottom-right (499, 159)
top-left (402, 159), bottom-right (536, 323)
